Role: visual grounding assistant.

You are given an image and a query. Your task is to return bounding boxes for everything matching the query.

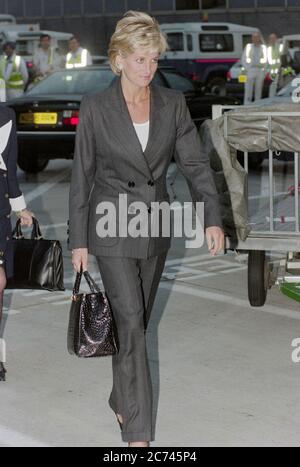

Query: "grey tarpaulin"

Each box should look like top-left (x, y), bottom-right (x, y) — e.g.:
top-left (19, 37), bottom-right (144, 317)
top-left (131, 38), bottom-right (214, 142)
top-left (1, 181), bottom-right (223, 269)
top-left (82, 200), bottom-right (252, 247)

top-left (200, 103), bottom-right (300, 242)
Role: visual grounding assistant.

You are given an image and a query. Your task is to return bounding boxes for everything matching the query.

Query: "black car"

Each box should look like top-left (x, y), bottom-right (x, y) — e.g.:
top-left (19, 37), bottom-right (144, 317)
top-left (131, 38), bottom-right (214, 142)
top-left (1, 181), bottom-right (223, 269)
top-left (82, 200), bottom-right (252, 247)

top-left (7, 65), bottom-right (240, 174)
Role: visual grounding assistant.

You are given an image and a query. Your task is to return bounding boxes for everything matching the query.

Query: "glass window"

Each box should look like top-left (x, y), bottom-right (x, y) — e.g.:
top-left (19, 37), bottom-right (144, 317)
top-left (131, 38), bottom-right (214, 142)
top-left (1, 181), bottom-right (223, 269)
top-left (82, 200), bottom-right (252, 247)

top-left (8, 0), bottom-right (24, 16)
top-left (27, 69), bottom-right (116, 95)
top-left (44, 0), bottom-right (62, 16)
top-left (202, 0), bottom-right (226, 8)
top-left (228, 0), bottom-right (255, 6)
top-left (24, 0), bottom-right (42, 17)
top-left (127, 0), bottom-right (148, 10)
top-left (176, 0), bottom-right (199, 9)
top-left (63, 0), bottom-right (82, 15)
top-left (15, 39), bottom-right (35, 56)
top-left (242, 34), bottom-right (253, 48)
top-left (151, 0), bottom-right (174, 10)
top-left (105, 0), bottom-right (125, 13)
top-left (257, 0), bottom-right (285, 6)
top-left (167, 33), bottom-right (184, 51)
top-left (187, 34), bottom-right (193, 51)
top-left (161, 70), bottom-right (195, 92)
top-left (83, 0), bottom-right (103, 14)
top-left (199, 34), bottom-right (234, 52)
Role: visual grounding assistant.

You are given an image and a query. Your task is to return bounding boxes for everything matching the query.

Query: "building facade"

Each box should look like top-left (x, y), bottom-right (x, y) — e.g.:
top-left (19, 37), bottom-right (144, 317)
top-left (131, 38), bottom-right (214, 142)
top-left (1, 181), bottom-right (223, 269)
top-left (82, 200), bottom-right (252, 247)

top-left (1, 0), bottom-right (300, 54)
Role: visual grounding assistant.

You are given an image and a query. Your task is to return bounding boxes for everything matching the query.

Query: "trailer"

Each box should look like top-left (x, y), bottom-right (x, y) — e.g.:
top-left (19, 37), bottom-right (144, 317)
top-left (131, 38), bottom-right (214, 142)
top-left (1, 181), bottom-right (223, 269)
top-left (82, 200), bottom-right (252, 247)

top-left (209, 104), bottom-right (300, 305)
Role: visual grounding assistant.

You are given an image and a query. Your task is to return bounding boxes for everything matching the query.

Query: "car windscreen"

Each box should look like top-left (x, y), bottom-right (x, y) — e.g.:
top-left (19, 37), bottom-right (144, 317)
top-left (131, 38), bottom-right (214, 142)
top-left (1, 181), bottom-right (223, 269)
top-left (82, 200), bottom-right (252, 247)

top-left (26, 69), bottom-right (116, 95)
top-left (161, 71), bottom-right (195, 93)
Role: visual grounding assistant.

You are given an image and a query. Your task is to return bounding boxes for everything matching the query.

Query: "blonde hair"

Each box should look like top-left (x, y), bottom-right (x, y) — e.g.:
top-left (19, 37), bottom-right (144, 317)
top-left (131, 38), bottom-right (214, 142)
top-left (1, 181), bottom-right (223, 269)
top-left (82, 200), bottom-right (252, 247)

top-left (108, 10), bottom-right (168, 75)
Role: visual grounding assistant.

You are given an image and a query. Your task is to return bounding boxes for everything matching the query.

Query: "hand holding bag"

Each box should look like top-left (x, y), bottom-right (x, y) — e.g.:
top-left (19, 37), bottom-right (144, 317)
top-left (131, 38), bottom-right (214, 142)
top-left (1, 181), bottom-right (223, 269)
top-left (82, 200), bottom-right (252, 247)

top-left (67, 270), bottom-right (118, 358)
top-left (6, 218), bottom-right (65, 291)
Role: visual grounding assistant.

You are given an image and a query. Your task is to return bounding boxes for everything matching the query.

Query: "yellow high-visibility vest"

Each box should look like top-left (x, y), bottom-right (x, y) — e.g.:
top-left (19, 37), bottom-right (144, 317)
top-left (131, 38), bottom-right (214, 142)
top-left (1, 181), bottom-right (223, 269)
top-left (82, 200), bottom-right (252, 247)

top-left (0, 55), bottom-right (24, 90)
top-left (66, 49), bottom-right (88, 69)
top-left (267, 44), bottom-right (283, 76)
top-left (245, 43), bottom-right (268, 66)
top-left (267, 44), bottom-right (283, 65)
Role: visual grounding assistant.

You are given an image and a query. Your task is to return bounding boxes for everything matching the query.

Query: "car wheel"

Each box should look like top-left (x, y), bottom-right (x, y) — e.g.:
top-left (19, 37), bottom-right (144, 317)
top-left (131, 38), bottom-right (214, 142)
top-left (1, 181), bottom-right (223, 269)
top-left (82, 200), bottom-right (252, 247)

top-left (18, 153), bottom-right (49, 174)
top-left (208, 77), bottom-right (227, 96)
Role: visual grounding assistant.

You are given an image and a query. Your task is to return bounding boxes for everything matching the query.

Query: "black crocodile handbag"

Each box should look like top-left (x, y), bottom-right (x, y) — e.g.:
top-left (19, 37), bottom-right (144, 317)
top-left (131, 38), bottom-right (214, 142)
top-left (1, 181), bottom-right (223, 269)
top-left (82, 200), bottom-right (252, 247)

top-left (6, 218), bottom-right (65, 291)
top-left (67, 270), bottom-right (118, 358)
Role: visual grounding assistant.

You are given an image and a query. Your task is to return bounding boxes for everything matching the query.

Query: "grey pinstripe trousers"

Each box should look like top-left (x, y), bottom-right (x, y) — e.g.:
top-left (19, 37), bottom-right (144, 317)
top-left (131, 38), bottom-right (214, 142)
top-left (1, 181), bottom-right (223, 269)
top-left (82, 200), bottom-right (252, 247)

top-left (96, 252), bottom-right (167, 443)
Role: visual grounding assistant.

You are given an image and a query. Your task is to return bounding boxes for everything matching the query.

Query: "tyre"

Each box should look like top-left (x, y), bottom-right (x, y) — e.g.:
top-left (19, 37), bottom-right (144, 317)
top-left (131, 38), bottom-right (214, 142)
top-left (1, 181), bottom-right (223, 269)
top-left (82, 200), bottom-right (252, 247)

top-left (208, 77), bottom-right (226, 96)
top-left (248, 250), bottom-right (269, 307)
top-left (18, 153), bottom-right (49, 174)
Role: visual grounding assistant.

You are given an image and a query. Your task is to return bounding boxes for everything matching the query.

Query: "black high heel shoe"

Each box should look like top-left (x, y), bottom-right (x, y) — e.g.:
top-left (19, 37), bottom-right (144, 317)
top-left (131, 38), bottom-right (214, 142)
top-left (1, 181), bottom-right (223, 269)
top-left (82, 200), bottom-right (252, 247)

top-left (0, 362), bottom-right (6, 381)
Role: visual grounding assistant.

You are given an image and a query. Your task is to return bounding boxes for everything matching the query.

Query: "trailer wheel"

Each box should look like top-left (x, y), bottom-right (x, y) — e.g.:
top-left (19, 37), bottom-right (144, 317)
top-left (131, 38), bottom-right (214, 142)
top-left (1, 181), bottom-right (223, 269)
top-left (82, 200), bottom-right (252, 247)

top-left (248, 250), bottom-right (268, 307)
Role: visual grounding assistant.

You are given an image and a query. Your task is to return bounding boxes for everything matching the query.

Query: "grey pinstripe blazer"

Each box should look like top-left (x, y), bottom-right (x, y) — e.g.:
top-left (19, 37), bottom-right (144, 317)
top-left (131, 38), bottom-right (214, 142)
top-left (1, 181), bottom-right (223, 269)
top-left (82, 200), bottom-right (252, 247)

top-left (68, 76), bottom-right (222, 258)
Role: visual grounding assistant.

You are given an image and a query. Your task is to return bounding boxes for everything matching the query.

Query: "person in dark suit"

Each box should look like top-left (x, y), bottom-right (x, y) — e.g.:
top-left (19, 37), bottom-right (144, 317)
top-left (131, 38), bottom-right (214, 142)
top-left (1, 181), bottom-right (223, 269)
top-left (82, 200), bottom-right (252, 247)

top-left (0, 105), bottom-right (33, 381)
top-left (69, 11), bottom-right (224, 447)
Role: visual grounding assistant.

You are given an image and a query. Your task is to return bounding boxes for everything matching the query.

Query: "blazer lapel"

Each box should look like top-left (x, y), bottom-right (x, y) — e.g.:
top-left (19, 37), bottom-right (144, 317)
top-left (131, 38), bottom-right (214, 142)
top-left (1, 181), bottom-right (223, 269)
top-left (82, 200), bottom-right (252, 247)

top-left (0, 120), bottom-right (12, 171)
top-left (107, 77), bottom-right (167, 179)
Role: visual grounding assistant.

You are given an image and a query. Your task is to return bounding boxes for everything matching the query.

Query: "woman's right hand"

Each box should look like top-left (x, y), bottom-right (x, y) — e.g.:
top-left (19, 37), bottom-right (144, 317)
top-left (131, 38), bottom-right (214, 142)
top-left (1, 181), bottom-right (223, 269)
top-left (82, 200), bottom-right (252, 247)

top-left (72, 248), bottom-right (88, 273)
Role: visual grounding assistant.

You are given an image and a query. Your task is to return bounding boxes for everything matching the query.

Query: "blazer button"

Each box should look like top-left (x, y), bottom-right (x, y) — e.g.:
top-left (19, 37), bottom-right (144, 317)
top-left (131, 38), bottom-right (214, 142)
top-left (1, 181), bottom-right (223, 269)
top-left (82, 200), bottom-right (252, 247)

top-left (5, 193), bottom-right (9, 198)
top-left (6, 236), bottom-right (10, 241)
top-left (128, 181), bottom-right (135, 188)
top-left (3, 173), bottom-right (7, 178)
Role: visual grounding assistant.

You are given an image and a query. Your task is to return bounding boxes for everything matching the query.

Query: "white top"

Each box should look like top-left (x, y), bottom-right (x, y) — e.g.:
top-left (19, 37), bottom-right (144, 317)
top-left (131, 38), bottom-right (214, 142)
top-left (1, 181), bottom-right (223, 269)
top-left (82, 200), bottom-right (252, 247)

top-left (133, 120), bottom-right (150, 152)
top-left (33, 48), bottom-right (62, 75)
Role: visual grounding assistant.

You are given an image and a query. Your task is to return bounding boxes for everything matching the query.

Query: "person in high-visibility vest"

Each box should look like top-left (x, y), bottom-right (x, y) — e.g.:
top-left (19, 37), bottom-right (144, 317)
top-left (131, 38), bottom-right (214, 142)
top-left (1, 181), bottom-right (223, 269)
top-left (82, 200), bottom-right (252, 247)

top-left (33, 34), bottom-right (62, 81)
top-left (0, 42), bottom-right (28, 100)
top-left (267, 33), bottom-right (283, 97)
top-left (65, 36), bottom-right (92, 69)
top-left (241, 32), bottom-right (267, 105)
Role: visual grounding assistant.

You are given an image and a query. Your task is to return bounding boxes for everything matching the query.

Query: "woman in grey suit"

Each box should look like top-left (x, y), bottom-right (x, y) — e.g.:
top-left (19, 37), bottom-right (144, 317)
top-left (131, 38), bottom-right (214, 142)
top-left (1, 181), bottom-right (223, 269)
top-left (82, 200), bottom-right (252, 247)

top-left (69, 11), bottom-right (224, 447)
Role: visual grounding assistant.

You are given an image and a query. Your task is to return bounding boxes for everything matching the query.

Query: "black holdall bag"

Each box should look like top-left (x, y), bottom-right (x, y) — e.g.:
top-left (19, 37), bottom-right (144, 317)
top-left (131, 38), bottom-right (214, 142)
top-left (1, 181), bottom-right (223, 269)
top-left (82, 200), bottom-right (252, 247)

top-left (68, 270), bottom-right (118, 358)
top-left (6, 218), bottom-right (65, 291)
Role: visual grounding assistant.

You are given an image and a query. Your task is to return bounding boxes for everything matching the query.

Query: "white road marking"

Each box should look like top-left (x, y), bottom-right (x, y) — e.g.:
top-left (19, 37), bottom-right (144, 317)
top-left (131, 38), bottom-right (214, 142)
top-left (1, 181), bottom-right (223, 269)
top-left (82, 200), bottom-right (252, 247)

top-left (160, 282), bottom-right (300, 321)
top-left (0, 424), bottom-right (50, 447)
top-left (50, 299), bottom-right (71, 306)
top-left (3, 308), bottom-right (20, 316)
top-left (22, 290), bottom-right (49, 297)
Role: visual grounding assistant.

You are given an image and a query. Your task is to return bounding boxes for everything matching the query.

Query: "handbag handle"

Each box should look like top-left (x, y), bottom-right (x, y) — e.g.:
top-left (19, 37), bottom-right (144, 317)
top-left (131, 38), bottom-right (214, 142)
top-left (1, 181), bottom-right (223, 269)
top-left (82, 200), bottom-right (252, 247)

top-left (72, 269), bottom-right (101, 297)
top-left (12, 218), bottom-right (43, 240)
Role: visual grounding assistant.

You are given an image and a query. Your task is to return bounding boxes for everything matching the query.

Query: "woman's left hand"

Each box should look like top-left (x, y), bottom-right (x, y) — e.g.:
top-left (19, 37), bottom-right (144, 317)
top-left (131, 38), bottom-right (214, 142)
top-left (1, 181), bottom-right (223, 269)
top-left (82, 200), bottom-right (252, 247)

top-left (17, 209), bottom-right (34, 227)
top-left (206, 226), bottom-right (225, 256)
